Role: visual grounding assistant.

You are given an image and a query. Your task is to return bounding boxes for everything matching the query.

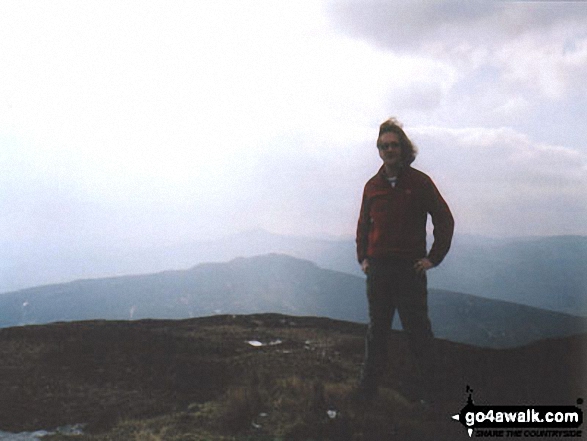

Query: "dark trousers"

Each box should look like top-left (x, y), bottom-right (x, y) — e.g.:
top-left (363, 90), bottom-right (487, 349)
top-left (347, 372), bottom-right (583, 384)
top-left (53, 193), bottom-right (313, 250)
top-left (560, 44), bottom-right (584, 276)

top-left (360, 259), bottom-right (434, 396)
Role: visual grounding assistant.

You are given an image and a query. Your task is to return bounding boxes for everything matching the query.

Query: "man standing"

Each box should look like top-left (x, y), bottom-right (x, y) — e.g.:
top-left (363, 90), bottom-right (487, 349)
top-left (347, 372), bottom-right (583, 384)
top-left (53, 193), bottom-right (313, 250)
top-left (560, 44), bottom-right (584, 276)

top-left (356, 117), bottom-right (454, 401)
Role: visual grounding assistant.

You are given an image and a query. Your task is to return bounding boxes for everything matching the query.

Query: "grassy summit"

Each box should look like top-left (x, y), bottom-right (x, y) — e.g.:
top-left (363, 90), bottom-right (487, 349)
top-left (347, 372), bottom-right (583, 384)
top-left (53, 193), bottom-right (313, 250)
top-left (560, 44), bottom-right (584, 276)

top-left (0, 314), bottom-right (584, 440)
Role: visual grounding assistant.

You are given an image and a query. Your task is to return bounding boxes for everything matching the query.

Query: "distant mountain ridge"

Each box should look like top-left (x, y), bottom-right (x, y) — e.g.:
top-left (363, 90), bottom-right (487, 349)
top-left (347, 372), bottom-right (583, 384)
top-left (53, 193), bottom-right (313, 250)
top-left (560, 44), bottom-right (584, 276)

top-left (2, 230), bottom-right (585, 317)
top-left (1, 253), bottom-right (585, 348)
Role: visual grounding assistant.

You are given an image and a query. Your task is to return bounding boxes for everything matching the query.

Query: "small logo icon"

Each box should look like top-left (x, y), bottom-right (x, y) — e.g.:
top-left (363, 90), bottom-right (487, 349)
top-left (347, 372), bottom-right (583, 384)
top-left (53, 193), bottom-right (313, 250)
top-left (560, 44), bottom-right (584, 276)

top-left (451, 386), bottom-right (583, 438)
top-left (451, 386), bottom-right (476, 437)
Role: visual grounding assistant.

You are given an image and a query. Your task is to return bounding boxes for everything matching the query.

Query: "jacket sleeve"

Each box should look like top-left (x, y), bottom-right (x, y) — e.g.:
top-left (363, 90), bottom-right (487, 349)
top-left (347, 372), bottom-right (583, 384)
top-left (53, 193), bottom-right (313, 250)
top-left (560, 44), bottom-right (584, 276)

top-left (425, 179), bottom-right (454, 266)
top-left (356, 188), bottom-right (371, 264)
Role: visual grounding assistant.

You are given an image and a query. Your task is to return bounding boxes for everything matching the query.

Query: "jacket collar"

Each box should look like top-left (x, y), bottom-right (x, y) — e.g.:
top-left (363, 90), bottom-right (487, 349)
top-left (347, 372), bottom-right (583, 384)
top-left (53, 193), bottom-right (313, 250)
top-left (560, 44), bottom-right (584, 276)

top-left (376, 165), bottom-right (410, 181)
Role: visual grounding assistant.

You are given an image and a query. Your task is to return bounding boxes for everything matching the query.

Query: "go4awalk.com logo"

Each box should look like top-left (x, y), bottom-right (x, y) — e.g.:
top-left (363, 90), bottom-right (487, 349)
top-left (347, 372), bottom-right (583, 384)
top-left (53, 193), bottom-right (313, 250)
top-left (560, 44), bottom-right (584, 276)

top-left (452, 387), bottom-right (584, 438)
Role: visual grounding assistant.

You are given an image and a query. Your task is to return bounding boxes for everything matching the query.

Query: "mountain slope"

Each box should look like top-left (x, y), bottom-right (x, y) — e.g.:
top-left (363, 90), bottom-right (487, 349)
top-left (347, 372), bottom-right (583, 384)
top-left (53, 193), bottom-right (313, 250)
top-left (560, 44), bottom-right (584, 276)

top-left (427, 289), bottom-right (587, 348)
top-left (430, 234), bottom-right (587, 316)
top-left (1, 254), bottom-right (585, 348)
top-left (0, 254), bottom-right (365, 326)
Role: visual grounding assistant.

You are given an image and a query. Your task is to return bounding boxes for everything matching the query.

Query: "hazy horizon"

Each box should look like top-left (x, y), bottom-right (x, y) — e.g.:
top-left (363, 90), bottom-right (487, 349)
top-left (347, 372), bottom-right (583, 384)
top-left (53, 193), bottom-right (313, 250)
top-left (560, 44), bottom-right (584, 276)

top-left (1, 1), bottom-right (586, 292)
top-left (1, 228), bottom-right (585, 295)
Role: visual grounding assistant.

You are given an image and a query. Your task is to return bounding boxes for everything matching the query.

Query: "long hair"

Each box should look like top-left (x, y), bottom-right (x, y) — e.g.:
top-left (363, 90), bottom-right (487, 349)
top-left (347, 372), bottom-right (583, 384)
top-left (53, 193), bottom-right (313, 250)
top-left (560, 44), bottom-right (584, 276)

top-left (378, 117), bottom-right (417, 166)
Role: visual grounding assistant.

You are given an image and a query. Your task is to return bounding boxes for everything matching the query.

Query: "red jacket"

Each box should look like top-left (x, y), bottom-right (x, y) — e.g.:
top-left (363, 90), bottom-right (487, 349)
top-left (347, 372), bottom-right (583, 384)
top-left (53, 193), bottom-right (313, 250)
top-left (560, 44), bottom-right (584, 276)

top-left (356, 166), bottom-right (454, 266)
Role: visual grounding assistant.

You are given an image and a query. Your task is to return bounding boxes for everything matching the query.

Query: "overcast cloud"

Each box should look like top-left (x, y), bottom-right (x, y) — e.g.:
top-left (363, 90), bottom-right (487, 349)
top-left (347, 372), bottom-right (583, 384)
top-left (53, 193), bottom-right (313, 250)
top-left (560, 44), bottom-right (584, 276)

top-left (1, 0), bottom-right (586, 290)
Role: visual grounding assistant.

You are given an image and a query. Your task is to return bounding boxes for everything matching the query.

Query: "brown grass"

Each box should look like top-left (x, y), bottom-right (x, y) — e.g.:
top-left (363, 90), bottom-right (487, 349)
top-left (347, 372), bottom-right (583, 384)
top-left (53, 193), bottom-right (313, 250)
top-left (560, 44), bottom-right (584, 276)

top-left (8, 315), bottom-right (585, 441)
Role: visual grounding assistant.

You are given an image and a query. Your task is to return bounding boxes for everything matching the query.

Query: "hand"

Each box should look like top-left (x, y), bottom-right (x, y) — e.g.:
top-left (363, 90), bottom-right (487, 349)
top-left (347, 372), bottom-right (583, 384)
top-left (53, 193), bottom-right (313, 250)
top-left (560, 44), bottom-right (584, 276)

top-left (414, 258), bottom-right (434, 275)
top-left (361, 259), bottom-right (370, 275)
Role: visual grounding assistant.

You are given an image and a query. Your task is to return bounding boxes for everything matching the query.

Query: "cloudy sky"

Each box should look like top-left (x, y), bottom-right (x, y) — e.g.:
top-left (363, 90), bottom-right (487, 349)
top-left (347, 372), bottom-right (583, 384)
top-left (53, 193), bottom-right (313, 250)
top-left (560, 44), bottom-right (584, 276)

top-left (1, 1), bottom-right (586, 273)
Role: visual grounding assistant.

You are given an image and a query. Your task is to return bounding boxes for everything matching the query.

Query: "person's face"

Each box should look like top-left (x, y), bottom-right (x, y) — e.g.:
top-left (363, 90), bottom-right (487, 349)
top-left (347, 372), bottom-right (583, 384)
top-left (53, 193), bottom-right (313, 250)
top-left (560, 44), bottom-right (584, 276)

top-left (377, 132), bottom-right (402, 169)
